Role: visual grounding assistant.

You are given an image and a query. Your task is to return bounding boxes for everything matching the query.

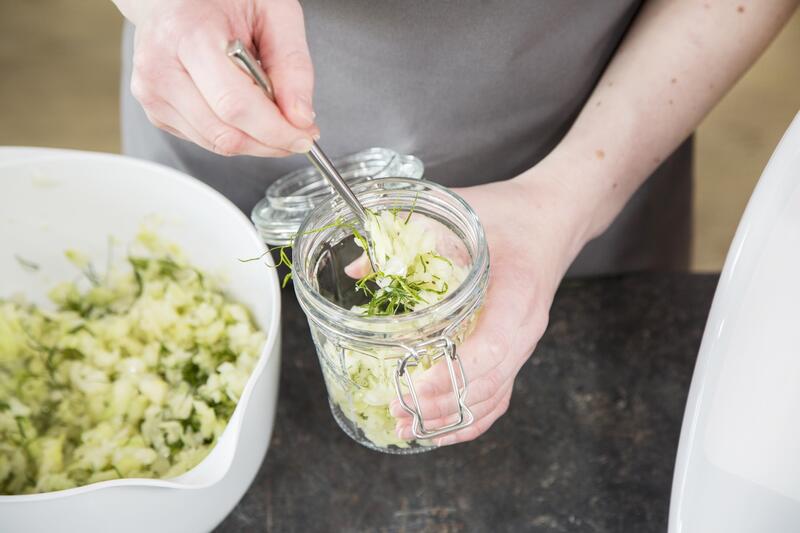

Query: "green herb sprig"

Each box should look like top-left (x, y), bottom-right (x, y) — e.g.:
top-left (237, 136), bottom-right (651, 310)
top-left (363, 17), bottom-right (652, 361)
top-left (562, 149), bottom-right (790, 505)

top-left (239, 217), bottom-right (367, 288)
top-left (245, 202), bottom-right (454, 317)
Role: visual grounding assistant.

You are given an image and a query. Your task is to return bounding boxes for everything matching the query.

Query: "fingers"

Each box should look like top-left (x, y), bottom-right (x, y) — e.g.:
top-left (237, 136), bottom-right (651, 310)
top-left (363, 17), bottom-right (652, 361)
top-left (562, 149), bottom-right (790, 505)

top-left (391, 362), bottom-right (510, 423)
top-left (344, 253), bottom-right (372, 279)
top-left (140, 68), bottom-right (292, 157)
top-left (394, 381), bottom-right (513, 440)
top-left (140, 102), bottom-right (191, 141)
top-left (388, 274), bottom-right (538, 447)
top-left (390, 317), bottom-right (514, 419)
top-left (398, 324), bottom-right (531, 424)
top-left (436, 389), bottom-right (512, 446)
top-left (255, 0), bottom-right (316, 129)
top-left (176, 26), bottom-right (317, 154)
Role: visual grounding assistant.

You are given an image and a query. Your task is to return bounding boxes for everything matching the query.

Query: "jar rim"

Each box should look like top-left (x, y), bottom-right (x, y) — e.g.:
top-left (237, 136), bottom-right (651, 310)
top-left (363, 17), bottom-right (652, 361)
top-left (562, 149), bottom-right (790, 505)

top-left (292, 178), bottom-right (489, 333)
top-left (251, 148), bottom-right (424, 246)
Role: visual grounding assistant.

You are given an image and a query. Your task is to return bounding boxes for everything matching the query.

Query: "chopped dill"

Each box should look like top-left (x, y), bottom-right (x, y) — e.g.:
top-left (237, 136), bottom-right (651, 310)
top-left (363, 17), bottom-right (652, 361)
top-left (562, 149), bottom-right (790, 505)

top-left (403, 193), bottom-right (419, 225)
top-left (239, 244), bottom-right (293, 287)
top-left (352, 267), bottom-right (449, 316)
top-left (239, 217), bottom-right (358, 288)
top-left (243, 206), bottom-right (458, 317)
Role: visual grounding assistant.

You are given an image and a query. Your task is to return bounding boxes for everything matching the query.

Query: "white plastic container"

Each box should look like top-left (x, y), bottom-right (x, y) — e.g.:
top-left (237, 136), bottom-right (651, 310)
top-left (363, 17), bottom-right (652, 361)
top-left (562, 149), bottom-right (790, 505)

top-left (670, 112), bottom-right (800, 532)
top-left (0, 147), bottom-right (281, 533)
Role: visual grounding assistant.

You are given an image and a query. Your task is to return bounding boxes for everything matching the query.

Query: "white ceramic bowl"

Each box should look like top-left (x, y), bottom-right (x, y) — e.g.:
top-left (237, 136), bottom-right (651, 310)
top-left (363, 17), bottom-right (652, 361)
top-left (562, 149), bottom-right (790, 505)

top-left (0, 147), bottom-right (281, 533)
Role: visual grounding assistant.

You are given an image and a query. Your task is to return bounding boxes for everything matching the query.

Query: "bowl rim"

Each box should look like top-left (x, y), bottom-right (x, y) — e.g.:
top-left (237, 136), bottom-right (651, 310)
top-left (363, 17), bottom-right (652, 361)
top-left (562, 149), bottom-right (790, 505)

top-left (0, 147), bottom-right (281, 501)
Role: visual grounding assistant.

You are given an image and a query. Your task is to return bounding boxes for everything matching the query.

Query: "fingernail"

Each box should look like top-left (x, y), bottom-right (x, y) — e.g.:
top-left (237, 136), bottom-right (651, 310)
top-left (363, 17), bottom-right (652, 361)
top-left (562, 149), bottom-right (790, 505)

top-left (294, 96), bottom-right (315, 127)
top-left (289, 138), bottom-right (313, 154)
top-left (312, 131), bottom-right (320, 141)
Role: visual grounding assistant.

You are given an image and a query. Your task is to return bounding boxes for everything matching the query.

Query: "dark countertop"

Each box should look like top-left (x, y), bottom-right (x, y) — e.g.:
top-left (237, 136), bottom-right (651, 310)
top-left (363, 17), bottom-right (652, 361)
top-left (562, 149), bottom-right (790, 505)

top-left (216, 273), bottom-right (717, 533)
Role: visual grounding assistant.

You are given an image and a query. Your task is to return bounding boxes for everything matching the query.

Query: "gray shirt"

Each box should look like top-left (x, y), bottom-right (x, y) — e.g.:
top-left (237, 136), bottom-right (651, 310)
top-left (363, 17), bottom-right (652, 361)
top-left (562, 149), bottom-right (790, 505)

top-left (121, 1), bottom-right (691, 276)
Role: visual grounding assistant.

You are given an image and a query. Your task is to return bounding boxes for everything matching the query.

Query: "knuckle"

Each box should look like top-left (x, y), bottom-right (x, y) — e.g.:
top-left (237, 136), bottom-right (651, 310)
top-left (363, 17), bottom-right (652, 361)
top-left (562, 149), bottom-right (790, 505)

top-left (129, 74), bottom-right (158, 108)
top-left (131, 51), bottom-right (157, 80)
top-left (214, 90), bottom-right (247, 124)
top-left (211, 128), bottom-right (246, 156)
top-left (143, 111), bottom-right (165, 129)
top-left (131, 53), bottom-right (164, 90)
top-left (429, 396), bottom-right (453, 420)
top-left (484, 329), bottom-right (512, 362)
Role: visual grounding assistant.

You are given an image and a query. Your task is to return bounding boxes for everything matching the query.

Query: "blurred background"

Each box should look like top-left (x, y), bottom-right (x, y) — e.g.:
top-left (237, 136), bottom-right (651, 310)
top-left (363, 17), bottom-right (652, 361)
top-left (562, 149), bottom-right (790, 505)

top-left (1, 2), bottom-right (798, 272)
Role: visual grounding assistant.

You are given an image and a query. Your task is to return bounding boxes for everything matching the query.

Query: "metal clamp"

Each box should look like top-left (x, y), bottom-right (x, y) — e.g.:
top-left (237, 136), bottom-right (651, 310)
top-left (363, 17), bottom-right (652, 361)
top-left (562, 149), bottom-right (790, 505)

top-left (393, 336), bottom-right (474, 440)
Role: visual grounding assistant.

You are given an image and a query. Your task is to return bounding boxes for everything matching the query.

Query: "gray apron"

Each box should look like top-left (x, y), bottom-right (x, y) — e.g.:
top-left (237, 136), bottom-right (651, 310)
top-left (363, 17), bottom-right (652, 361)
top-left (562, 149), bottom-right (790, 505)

top-left (120, 1), bottom-right (692, 276)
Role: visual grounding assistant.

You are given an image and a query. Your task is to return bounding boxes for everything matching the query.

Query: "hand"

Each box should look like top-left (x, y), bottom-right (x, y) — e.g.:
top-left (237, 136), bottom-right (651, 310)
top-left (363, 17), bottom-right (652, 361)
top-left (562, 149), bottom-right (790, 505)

top-left (390, 167), bottom-right (591, 446)
top-left (115, 0), bottom-right (318, 156)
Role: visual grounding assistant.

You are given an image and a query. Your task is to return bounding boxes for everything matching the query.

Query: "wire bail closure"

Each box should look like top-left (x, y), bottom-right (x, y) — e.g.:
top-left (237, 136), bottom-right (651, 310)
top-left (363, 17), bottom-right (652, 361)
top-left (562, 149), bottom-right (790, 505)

top-left (393, 336), bottom-right (474, 440)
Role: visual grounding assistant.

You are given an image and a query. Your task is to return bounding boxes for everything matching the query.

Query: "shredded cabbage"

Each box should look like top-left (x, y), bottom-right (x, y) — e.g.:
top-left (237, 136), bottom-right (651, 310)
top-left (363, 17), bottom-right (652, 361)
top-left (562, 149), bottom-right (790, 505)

top-left (0, 236), bottom-right (264, 494)
top-left (322, 210), bottom-right (469, 449)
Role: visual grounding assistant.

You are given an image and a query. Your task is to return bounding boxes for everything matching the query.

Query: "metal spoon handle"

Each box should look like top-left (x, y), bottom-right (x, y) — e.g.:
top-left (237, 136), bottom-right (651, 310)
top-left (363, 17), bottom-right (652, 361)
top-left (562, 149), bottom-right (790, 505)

top-left (226, 40), bottom-right (370, 225)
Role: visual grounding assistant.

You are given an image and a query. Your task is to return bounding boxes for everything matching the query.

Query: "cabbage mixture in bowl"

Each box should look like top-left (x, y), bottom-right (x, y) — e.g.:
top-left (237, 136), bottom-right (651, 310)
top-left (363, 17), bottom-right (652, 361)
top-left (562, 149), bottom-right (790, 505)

top-left (0, 235), bottom-right (265, 495)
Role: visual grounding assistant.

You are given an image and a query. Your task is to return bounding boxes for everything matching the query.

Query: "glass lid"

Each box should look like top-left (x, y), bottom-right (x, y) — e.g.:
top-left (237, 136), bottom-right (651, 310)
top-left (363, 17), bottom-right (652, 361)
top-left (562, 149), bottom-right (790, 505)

top-left (251, 147), bottom-right (424, 245)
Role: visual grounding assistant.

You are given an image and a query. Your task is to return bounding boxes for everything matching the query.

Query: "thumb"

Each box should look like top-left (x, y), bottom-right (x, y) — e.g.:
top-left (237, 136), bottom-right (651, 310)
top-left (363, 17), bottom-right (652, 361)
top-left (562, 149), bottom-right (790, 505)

top-left (256, 0), bottom-right (316, 130)
top-left (344, 253), bottom-right (372, 279)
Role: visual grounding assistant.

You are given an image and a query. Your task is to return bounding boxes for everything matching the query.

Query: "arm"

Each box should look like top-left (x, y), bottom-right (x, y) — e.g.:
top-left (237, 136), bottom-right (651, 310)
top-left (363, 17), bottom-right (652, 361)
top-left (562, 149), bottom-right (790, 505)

top-left (532, 0), bottom-right (800, 246)
top-left (393, 0), bottom-right (800, 445)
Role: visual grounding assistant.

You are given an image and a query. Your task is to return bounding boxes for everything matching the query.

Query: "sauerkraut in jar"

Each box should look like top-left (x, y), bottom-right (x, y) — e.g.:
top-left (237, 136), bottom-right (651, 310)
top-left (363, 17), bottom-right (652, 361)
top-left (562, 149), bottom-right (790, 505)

top-left (292, 178), bottom-right (489, 454)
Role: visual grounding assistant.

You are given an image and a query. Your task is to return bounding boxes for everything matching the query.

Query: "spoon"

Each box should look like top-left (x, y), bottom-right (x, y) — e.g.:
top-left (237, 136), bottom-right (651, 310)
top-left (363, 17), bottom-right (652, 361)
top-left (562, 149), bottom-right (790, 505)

top-left (226, 40), bottom-right (378, 271)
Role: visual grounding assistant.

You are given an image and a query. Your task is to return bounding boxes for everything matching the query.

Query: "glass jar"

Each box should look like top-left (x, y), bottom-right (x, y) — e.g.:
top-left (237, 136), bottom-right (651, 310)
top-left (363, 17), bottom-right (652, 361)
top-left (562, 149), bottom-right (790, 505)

top-left (251, 147), bottom-right (424, 245)
top-left (292, 178), bottom-right (489, 454)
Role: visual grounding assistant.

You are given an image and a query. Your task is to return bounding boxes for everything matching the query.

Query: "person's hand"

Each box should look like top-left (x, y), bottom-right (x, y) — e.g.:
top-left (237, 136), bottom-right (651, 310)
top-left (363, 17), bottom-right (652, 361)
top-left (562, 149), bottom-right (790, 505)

top-left (389, 166), bottom-right (591, 446)
top-left (115, 0), bottom-right (318, 156)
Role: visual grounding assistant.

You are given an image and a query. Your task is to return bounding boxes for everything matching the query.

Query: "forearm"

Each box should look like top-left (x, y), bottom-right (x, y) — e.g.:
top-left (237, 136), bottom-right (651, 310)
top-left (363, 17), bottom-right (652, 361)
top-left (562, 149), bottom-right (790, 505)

top-left (519, 0), bottom-right (798, 245)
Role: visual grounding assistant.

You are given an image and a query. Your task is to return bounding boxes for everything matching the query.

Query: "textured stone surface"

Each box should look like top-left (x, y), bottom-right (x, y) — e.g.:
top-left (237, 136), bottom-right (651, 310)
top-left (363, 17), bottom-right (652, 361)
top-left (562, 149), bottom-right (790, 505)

top-left (216, 274), bottom-right (717, 533)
